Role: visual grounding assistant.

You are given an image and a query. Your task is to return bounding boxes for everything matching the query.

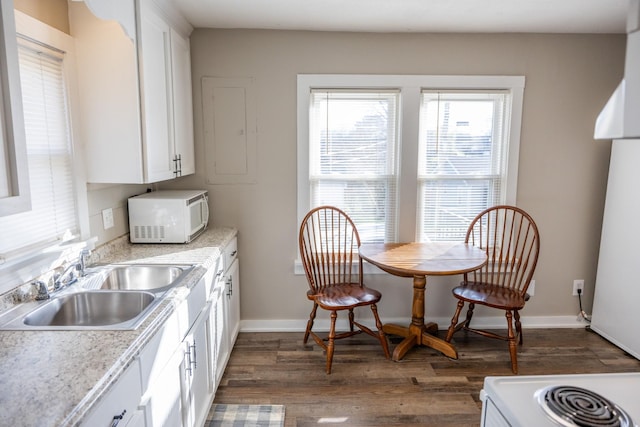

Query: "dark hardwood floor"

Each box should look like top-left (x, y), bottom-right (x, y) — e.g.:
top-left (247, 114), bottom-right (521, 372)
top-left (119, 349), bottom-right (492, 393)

top-left (211, 328), bottom-right (640, 426)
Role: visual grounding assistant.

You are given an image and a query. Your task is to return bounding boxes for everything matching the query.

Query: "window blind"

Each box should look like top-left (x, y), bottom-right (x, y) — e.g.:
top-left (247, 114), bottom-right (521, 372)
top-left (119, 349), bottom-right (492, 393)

top-left (309, 90), bottom-right (399, 243)
top-left (0, 38), bottom-right (77, 255)
top-left (417, 90), bottom-right (509, 242)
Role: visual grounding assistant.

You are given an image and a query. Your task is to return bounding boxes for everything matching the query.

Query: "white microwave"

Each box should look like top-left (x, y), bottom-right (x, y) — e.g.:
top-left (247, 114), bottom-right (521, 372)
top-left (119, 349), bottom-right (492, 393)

top-left (128, 190), bottom-right (209, 243)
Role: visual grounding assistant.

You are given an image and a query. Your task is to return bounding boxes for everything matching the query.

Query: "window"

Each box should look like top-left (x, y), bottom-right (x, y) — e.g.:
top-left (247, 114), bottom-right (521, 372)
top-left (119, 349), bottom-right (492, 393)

top-left (0, 13), bottom-right (80, 257)
top-left (309, 90), bottom-right (399, 242)
top-left (298, 75), bottom-right (524, 244)
top-left (417, 90), bottom-right (510, 242)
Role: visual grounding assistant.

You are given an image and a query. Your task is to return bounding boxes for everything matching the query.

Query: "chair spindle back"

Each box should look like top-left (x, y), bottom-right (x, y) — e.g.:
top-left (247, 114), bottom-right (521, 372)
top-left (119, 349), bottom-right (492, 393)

top-left (464, 205), bottom-right (540, 296)
top-left (299, 206), bottom-right (362, 293)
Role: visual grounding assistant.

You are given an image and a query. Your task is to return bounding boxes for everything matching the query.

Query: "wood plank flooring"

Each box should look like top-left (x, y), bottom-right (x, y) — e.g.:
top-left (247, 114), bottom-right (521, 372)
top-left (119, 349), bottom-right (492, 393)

top-left (211, 328), bottom-right (640, 426)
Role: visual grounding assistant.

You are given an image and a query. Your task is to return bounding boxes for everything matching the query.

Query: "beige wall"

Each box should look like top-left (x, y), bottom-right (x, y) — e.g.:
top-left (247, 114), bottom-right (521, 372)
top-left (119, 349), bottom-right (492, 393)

top-left (164, 29), bottom-right (625, 326)
top-left (14, 0), bottom-right (69, 34)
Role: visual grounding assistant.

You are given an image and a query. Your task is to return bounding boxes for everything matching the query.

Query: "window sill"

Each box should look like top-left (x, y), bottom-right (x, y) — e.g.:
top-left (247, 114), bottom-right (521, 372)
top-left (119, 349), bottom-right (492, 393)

top-left (293, 258), bottom-right (386, 275)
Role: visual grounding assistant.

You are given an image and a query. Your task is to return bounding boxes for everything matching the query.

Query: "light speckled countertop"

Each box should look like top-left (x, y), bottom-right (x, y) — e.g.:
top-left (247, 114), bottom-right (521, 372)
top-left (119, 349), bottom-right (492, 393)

top-left (0, 226), bottom-right (237, 427)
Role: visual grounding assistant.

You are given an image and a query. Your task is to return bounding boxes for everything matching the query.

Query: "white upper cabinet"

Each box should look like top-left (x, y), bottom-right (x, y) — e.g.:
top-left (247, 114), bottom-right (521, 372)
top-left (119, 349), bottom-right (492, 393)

top-left (70, 0), bottom-right (194, 184)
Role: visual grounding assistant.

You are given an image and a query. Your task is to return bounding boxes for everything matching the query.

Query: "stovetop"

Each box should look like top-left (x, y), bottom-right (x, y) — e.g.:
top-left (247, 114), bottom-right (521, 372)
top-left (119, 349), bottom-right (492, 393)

top-left (482, 372), bottom-right (640, 427)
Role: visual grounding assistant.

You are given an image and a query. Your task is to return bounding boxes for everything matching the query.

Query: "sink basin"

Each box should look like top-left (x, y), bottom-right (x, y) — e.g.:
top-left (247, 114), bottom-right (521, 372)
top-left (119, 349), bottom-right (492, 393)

top-left (23, 291), bottom-right (156, 327)
top-left (97, 265), bottom-right (189, 291)
top-left (0, 263), bottom-right (194, 331)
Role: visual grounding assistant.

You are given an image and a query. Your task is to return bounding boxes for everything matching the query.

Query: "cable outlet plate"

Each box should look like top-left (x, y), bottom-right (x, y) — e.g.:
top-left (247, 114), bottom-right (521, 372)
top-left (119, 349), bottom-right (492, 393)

top-left (572, 279), bottom-right (584, 296)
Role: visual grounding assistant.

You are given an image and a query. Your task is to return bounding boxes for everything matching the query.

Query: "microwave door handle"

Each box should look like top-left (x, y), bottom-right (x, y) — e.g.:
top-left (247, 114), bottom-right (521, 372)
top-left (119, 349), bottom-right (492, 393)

top-left (202, 196), bottom-right (210, 228)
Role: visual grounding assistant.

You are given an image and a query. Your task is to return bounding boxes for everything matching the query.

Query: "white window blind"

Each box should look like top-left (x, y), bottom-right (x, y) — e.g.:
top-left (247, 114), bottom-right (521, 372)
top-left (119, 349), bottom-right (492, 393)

top-left (309, 90), bottom-right (399, 243)
top-left (0, 38), bottom-right (77, 255)
top-left (417, 90), bottom-right (510, 242)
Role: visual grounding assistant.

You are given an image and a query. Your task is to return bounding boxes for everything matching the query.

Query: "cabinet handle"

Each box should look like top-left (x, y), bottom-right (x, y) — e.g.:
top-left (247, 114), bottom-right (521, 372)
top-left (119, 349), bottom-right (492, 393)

top-left (110, 409), bottom-right (126, 427)
top-left (230, 250), bottom-right (237, 257)
top-left (173, 154), bottom-right (182, 177)
top-left (226, 277), bottom-right (233, 298)
top-left (191, 341), bottom-right (197, 369)
top-left (185, 344), bottom-right (193, 376)
top-left (185, 341), bottom-right (197, 376)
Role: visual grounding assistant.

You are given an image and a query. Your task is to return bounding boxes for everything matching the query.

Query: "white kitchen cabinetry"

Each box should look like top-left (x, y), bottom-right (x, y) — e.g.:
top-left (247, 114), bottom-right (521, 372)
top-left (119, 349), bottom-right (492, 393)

top-left (69, 0), bottom-right (194, 184)
top-left (140, 276), bottom-right (213, 427)
top-left (81, 359), bottom-right (145, 427)
top-left (82, 239), bottom-right (239, 427)
top-left (208, 237), bottom-right (240, 389)
top-left (180, 305), bottom-right (211, 427)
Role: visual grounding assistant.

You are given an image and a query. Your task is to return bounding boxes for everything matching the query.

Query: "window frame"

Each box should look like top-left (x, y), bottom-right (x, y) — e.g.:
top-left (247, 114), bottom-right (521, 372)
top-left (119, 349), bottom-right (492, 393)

top-left (0, 11), bottom-right (90, 294)
top-left (0, 2), bottom-right (31, 216)
top-left (297, 74), bottom-right (525, 246)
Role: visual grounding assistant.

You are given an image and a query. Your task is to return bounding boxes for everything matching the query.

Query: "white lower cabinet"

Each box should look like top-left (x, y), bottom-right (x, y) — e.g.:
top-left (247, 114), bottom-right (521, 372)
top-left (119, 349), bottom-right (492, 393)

top-left (206, 238), bottom-right (240, 393)
top-left (85, 238), bottom-right (240, 427)
top-left (81, 359), bottom-right (145, 427)
top-left (140, 343), bottom-right (183, 427)
top-left (140, 278), bottom-right (213, 427)
top-left (180, 304), bottom-right (212, 427)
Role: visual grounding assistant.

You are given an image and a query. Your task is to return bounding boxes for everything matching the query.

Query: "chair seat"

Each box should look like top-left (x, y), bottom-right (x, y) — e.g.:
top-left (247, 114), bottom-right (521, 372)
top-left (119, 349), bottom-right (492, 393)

top-left (452, 282), bottom-right (526, 310)
top-left (308, 284), bottom-right (382, 310)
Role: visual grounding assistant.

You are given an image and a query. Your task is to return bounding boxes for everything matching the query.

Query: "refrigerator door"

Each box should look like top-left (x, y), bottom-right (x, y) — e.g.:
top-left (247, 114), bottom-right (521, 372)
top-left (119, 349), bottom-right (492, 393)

top-left (591, 138), bottom-right (640, 360)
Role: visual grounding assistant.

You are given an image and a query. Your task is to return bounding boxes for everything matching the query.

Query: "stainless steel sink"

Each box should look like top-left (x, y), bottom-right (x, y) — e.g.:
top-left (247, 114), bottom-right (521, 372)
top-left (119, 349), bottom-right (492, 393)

top-left (0, 263), bottom-right (194, 331)
top-left (22, 291), bottom-right (156, 327)
top-left (97, 265), bottom-right (188, 291)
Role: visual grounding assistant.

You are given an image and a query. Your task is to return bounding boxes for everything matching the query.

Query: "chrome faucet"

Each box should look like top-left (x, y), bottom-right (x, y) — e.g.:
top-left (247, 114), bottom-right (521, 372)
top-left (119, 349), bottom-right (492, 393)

top-left (79, 249), bottom-right (91, 277)
top-left (33, 281), bottom-right (50, 300)
top-left (54, 263), bottom-right (79, 291)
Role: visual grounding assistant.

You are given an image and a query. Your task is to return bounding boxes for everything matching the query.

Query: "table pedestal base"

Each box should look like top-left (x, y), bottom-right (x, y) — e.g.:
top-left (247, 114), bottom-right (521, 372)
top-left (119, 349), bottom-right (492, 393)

top-left (383, 274), bottom-right (459, 361)
top-left (383, 322), bottom-right (458, 361)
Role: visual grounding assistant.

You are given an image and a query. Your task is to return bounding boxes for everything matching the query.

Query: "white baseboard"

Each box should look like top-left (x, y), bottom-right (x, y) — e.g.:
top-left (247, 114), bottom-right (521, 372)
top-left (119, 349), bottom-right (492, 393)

top-left (240, 315), bottom-right (590, 333)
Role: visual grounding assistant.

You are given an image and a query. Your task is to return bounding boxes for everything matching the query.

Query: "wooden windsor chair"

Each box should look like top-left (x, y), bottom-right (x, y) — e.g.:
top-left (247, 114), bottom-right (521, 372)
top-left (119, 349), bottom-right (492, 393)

top-left (444, 205), bottom-right (540, 374)
top-left (298, 206), bottom-right (391, 374)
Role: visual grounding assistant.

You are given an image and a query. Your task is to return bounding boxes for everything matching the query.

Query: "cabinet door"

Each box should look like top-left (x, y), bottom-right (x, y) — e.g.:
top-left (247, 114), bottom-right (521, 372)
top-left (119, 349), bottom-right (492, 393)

top-left (170, 28), bottom-right (195, 177)
top-left (138, 2), bottom-right (174, 182)
top-left (214, 276), bottom-right (230, 388)
top-left (180, 306), bottom-right (212, 427)
top-left (207, 285), bottom-right (225, 393)
top-left (226, 258), bottom-right (241, 346)
top-left (141, 343), bottom-right (184, 427)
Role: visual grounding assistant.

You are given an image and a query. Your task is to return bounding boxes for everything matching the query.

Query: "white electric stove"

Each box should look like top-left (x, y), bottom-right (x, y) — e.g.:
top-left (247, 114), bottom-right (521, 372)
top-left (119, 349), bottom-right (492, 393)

top-left (480, 372), bottom-right (640, 427)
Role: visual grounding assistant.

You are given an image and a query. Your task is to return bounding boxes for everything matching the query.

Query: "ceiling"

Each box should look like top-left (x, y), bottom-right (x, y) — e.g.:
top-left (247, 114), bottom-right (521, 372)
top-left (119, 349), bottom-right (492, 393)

top-left (172, 0), bottom-right (629, 34)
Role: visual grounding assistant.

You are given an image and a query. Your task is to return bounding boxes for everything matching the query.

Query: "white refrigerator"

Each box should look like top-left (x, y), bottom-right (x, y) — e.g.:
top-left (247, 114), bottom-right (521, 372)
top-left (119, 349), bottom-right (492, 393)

top-left (591, 138), bottom-right (640, 359)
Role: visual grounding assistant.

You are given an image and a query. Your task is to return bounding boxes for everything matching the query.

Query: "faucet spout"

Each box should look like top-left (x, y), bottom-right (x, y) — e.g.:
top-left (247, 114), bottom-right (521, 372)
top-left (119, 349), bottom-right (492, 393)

top-left (54, 263), bottom-right (79, 290)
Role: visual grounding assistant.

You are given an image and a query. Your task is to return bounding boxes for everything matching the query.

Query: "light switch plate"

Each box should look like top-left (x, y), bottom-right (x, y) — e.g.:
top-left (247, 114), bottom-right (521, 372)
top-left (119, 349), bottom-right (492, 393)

top-left (102, 208), bottom-right (114, 230)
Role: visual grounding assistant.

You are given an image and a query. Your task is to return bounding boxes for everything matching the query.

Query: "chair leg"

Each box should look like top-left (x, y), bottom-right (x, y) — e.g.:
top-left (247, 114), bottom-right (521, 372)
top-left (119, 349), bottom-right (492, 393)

top-left (348, 308), bottom-right (355, 332)
top-left (464, 303), bottom-right (475, 329)
top-left (370, 303), bottom-right (390, 359)
top-left (445, 300), bottom-right (465, 342)
top-left (304, 303), bottom-right (318, 344)
top-left (515, 310), bottom-right (523, 345)
top-left (326, 311), bottom-right (337, 374)
top-left (506, 310), bottom-right (518, 374)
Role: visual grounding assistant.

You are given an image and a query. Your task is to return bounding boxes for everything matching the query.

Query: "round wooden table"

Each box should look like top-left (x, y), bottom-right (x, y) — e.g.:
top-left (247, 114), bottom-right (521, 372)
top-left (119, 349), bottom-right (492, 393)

top-left (359, 242), bottom-right (487, 361)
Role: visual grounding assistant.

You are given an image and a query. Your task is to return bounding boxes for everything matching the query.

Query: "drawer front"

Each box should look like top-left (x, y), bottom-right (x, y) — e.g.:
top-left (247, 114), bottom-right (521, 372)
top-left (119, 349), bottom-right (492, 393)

top-left (81, 359), bottom-right (142, 427)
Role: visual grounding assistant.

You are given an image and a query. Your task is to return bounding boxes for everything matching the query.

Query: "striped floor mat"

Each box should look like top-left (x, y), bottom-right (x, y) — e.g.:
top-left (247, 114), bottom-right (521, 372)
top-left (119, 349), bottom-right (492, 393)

top-left (206, 404), bottom-right (285, 427)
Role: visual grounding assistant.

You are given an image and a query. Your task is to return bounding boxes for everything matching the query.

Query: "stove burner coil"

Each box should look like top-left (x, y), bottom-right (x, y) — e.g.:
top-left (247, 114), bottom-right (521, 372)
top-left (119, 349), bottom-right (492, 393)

top-left (536, 385), bottom-right (633, 427)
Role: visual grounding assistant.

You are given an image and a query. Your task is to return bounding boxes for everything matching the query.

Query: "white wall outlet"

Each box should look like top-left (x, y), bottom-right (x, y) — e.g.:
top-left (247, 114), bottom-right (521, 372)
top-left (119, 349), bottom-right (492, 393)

top-left (528, 279), bottom-right (535, 296)
top-left (102, 208), bottom-right (114, 230)
top-left (572, 279), bottom-right (584, 296)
